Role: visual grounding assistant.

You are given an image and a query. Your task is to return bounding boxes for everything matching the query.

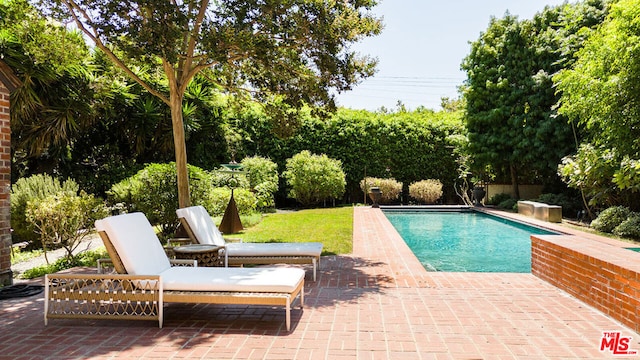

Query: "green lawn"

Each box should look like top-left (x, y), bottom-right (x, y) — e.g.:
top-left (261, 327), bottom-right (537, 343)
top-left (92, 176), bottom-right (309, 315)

top-left (232, 206), bottom-right (353, 256)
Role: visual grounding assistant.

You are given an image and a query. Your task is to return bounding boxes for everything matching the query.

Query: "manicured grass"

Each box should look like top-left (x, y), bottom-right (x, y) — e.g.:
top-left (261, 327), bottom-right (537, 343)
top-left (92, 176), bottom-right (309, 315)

top-left (233, 206), bottom-right (353, 256)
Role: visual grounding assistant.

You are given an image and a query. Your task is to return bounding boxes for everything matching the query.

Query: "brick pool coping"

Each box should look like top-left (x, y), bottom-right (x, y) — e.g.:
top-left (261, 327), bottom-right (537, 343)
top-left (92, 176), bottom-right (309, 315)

top-left (532, 235), bottom-right (640, 334)
top-left (479, 207), bottom-right (640, 334)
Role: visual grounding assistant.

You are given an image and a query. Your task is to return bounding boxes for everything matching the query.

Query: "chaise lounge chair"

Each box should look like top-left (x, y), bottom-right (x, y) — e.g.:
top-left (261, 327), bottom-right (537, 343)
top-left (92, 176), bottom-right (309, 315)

top-left (176, 206), bottom-right (323, 281)
top-left (44, 212), bottom-right (304, 330)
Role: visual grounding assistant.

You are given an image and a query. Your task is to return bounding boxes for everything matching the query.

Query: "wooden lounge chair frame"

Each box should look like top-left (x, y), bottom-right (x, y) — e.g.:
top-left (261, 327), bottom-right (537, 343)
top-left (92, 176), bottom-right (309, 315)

top-left (44, 229), bottom-right (304, 330)
top-left (177, 208), bottom-right (322, 281)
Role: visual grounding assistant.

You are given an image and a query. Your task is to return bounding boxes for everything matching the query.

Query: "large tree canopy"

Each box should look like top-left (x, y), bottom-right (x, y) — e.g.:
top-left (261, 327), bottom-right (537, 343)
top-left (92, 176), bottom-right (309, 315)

top-left (44, 0), bottom-right (382, 207)
top-left (462, 14), bottom-right (570, 197)
top-left (1, 0), bottom-right (94, 163)
top-left (556, 0), bottom-right (640, 207)
top-left (461, 1), bottom-right (607, 198)
top-left (556, 0), bottom-right (640, 156)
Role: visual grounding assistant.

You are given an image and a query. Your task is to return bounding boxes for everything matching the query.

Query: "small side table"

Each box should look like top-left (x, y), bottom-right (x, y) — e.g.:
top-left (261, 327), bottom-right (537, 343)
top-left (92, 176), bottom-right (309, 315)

top-left (173, 244), bottom-right (224, 267)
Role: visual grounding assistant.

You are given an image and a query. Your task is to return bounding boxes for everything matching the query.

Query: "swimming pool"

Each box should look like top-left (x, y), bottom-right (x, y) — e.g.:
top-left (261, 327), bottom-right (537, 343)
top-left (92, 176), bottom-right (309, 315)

top-left (384, 211), bottom-right (556, 273)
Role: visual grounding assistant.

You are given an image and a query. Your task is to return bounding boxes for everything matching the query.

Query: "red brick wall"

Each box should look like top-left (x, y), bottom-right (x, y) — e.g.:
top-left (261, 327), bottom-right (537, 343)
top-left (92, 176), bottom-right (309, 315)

top-left (0, 82), bottom-right (11, 285)
top-left (532, 235), bottom-right (640, 334)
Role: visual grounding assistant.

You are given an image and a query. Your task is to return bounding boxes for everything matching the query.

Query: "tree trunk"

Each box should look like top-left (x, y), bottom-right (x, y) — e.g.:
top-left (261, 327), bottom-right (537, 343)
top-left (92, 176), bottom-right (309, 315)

top-left (169, 90), bottom-right (191, 209)
top-left (510, 163), bottom-right (520, 199)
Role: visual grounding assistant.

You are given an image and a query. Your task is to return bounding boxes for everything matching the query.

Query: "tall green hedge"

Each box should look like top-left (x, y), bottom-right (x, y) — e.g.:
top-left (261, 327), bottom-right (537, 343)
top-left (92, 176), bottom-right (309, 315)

top-left (233, 108), bottom-right (465, 203)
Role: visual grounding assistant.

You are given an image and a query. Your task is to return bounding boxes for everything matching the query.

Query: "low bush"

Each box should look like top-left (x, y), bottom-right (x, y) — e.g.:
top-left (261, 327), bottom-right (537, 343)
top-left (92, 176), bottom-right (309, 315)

top-left (499, 198), bottom-right (518, 211)
top-left (11, 174), bottom-right (79, 245)
top-left (591, 206), bottom-right (631, 233)
top-left (487, 193), bottom-right (512, 206)
top-left (19, 248), bottom-right (109, 279)
top-left (26, 192), bottom-right (109, 263)
top-left (613, 213), bottom-right (640, 239)
top-left (108, 162), bottom-right (215, 236)
top-left (409, 179), bottom-right (443, 204)
top-left (208, 188), bottom-right (258, 216)
top-left (241, 156), bottom-right (279, 210)
top-left (283, 151), bottom-right (346, 206)
top-left (359, 177), bottom-right (403, 204)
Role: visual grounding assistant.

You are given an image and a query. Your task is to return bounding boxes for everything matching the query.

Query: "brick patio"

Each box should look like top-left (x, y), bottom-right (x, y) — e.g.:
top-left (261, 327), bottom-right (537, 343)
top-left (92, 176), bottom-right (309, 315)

top-left (1, 207), bottom-right (639, 359)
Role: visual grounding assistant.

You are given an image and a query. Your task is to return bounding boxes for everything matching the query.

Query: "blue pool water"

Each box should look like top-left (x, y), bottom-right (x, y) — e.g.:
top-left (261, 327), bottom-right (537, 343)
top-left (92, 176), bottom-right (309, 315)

top-left (384, 211), bottom-right (556, 273)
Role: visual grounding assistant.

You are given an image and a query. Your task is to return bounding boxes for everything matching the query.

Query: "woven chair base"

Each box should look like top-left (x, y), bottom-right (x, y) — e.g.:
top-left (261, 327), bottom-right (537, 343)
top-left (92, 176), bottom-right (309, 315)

top-left (44, 273), bottom-right (304, 331)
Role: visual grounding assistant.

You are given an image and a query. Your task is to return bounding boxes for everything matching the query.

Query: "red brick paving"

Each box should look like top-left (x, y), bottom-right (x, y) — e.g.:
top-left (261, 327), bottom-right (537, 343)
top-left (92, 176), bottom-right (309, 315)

top-left (1, 206), bottom-right (639, 359)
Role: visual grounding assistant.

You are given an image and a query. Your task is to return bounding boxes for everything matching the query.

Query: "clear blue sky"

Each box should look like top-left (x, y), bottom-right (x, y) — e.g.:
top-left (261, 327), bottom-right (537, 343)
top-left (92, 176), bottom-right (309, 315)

top-left (335, 0), bottom-right (569, 111)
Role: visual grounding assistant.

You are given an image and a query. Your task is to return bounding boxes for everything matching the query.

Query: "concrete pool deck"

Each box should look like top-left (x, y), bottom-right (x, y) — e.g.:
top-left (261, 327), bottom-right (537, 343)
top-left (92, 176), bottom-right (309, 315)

top-left (1, 206), bottom-right (639, 359)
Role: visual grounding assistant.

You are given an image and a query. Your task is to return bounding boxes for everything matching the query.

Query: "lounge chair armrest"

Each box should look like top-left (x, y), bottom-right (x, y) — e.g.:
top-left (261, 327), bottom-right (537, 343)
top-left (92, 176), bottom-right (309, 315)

top-left (170, 259), bottom-right (197, 267)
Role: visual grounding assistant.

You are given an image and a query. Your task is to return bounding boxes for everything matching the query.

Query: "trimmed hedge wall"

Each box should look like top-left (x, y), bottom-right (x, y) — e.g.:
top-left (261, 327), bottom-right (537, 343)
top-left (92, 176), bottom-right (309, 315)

top-left (232, 108), bottom-right (465, 204)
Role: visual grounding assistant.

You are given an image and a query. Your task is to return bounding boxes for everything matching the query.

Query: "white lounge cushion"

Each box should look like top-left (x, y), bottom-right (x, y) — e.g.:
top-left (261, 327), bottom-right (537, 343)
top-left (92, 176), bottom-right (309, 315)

top-left (160, 266), bottom-right (304, 293)
top-left (176, 206), bottom-right (225, 246)
top-left (226, 242), bottom-right (323, 257)
top-left (95, 212), bottom-right (171, 275)
top-left (176, 205), bottom-right (324, 258)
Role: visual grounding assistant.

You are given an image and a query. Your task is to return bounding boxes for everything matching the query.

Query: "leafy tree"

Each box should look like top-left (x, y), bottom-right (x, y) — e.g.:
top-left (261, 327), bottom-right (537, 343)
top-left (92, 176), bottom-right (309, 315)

top-left (59, 62), bottom-right (229, 196)
top-left (1, 0), bottom-right (97, 173)
top-left (557, 144), bottom-right (620, 211)
top-left (555, 0), bottom-right (640, 206)
top-left (44, 0), bottom-right (382, 208)
top-left (462, 2), bottom-right (608, 199)
top-left (462, 12), bottom-right (575, 198)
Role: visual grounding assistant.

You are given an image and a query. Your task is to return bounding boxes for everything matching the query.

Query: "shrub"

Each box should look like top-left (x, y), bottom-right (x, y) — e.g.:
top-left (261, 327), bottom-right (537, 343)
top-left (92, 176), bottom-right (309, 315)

top-left (409, 179), bottom-right (443, 204)
top-left (499, 198), bottom-right (518, 211)
top-left (283, 150), bottom-right (346, 206)
top-left (487, 193), bottom-right (512, 206)
top-left (241, 156), bottom-right (279, 210)
top-left (613, 213), bottom-right (640, 239)
top-left (19, 248), bottom-right (109, 279)
top-left (108, 162), bottom-right (214, 236)
top-left (591, 206), bottom-right (631, 233)
top-left (360, 177), bottom-right (403, 204)
top-left (208, 188), bottom-right (258, 216)
top-left (10, 174), bottom-right (79, 245)
top-left (25, 191), bottom-right (109, 263)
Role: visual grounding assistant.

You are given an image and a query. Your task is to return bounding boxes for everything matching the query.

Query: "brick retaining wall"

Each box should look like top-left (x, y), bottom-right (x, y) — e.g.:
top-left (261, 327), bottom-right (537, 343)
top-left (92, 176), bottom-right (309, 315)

top-left (531, 234), bottom-right (640, 333)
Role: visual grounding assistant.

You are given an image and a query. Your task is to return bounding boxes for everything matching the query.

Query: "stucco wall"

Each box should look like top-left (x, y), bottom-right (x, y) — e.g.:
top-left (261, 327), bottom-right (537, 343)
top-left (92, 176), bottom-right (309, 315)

top-left (484, 184), bottom-right (544, 202)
